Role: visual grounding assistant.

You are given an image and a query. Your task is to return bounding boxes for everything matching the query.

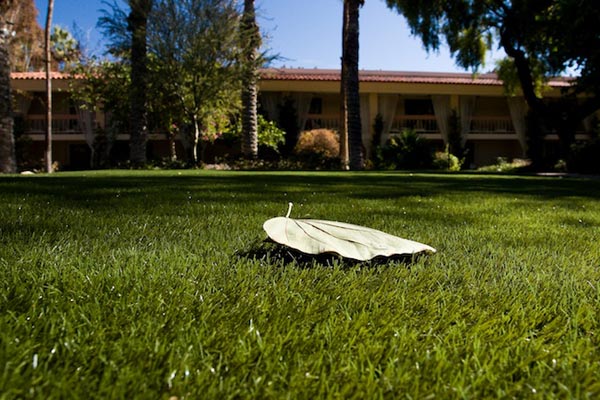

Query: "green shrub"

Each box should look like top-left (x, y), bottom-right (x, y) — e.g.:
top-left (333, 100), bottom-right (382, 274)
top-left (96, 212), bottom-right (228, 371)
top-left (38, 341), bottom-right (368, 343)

top-left (433, 146), bottom-right (463, 171)
top-left (477, 157), bottom-right (531, 173)
top-left (221, 114), bottom-right (286, 154)
top-left (257, 115), bottom-right (286, 151)
top-left (375, 129), bottom-right (434, 170)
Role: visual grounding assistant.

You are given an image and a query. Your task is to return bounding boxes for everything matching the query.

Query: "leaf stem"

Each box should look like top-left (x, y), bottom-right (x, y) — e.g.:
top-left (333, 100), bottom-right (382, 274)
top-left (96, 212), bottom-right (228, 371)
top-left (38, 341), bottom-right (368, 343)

top-left (286, 202), bottom-right (293, 218)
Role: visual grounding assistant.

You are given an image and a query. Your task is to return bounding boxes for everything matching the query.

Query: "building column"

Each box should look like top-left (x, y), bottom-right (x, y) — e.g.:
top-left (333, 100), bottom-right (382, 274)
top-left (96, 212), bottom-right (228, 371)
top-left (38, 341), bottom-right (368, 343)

top-left (450, 94), bottom-right (459, 110)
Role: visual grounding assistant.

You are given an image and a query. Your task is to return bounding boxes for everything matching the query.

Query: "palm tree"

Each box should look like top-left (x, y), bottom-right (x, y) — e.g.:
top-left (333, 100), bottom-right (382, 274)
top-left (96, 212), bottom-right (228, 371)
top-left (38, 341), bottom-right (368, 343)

top-left (240, 0), bottom-right (260, 159)
top-left (127, 0), bottom-right (153, 166)
top-left (341, 0), bottom-right (364, 170)
top-left (0, 1), bottom-right (17, 174)
top-left (44, 0), bottom-right (54, 173)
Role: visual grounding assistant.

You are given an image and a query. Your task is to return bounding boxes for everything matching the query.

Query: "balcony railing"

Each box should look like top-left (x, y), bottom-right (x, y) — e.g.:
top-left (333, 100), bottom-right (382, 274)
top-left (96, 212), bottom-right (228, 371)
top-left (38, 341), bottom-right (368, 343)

top-left (24, 114), bottom-right (83, 134)
top-left (469, 116), bottom-right (514, 133)
top-left (392, 115), bottom-right (438, 133)
top-left (24, 113), bottom-right (517, 138)
top-left (304, 114), bottom-right (518, 136)
top-left (390, 115), bottom-right (518, 136)
top-left (304, 115), bottom-right (340, 131)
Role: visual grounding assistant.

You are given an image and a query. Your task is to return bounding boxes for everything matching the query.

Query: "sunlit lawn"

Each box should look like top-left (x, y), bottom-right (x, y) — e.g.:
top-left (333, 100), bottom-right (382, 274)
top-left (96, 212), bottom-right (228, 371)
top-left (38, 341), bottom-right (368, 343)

top-left (1, 170), bottom-right (600, 399)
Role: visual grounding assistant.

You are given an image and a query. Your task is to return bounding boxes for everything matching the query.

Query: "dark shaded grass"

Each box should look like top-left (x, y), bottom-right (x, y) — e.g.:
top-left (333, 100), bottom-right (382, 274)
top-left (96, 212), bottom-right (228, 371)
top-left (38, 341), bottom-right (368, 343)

top-left (1, 170), bottom-right (600, 399)
top-left (237, 239), bottom-right (423, 268)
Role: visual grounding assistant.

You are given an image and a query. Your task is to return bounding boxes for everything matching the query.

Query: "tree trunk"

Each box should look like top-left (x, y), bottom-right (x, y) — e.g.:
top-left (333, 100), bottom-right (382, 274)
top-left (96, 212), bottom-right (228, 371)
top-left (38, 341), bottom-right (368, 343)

top-left (241, 0), bottom-right (259, 159)
top-left (341, 0), bottom-right (364, 170)
top-left (192, 117), bottom-right (201, 166)
top-left (500, 29), bottom-right (553, 167)
top-left (128, 0), bottom-right (152, 166)
top-left (339, 4), bottom-right (349, 169)
top-left (551, 100), bottom-right (579, 159)
top-left (168, 131), bottom-right (177, 162)
top-left (0, 29), bottom-right (16, 173)
top-left (0, 0), bottom-right (17, 173)
top-left (44, 0), bottom-right (54, 173)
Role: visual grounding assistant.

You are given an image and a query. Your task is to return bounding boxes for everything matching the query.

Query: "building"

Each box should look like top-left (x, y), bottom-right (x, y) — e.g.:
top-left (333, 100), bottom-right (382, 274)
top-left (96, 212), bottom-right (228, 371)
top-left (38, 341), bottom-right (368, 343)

top-left (11, 68), bottom-right (595, 169)
top-left (12, 71), bottom-right (183, 169)
top-left (259, 68), bottom-right (593, 167)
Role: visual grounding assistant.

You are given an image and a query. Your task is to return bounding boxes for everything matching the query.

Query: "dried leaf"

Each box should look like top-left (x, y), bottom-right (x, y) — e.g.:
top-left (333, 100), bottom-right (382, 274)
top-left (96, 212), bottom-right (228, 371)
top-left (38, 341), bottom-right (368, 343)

top-left (263, 203), bottom-right (436, 261)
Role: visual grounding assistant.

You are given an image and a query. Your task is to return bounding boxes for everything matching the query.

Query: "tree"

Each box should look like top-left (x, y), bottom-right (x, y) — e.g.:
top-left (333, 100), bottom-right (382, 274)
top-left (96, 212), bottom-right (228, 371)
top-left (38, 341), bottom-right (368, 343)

top-left (341, 0), bottom-right (364, 170)
top-left (98, 1), bottom-right (130, 57)
top-left (50, 26), bottom-right (81, 72)
top-left (240, 0), bottom-right (260, 159)
top-left (385, 0), bottom-right (600, 165)
top-left (44, 0), bottom-right (54, 173)
top-left (98, 0), bottom-right (245, 166)
top-left (546, 1), bottom-right (600, 98)
top-left (70, 58), bottom-right (131, 168)
top-left (127, 0), bottom-right (153, 166)
top-left (534, 0), bottom-right (600, 155)
top-left (148, 0), bottom-right (242, 166)
top-left (0, 0), bottom-right (17, 173)
top-left (6, 0), bottom-right (44, 72)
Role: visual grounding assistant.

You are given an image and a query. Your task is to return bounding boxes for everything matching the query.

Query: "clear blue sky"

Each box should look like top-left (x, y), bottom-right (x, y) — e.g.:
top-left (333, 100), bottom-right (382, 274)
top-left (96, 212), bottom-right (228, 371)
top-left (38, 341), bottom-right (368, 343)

top-left (33, 0), bottom-right (503, 73)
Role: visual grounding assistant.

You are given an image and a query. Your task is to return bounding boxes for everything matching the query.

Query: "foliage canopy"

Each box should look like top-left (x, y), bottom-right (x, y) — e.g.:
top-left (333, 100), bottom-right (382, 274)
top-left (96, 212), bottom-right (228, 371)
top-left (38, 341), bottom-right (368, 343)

top-left (385, 0), bottom-right (600, 164)
top-left (96, 0), bottom-right (260, 165)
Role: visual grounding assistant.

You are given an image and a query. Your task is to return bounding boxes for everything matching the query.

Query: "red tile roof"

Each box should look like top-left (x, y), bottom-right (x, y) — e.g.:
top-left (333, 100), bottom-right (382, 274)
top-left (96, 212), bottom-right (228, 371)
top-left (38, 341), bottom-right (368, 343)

top-left (11, 68), bottom-right (572, 88)
top-left (11, 71), bottom-right (74, 80)
top-left (259, 68), bottom-right (572, 87)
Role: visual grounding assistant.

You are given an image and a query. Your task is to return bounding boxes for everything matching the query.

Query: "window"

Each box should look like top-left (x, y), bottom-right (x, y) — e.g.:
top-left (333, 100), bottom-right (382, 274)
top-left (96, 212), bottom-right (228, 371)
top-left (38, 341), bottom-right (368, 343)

top-left (404, 99), bottom-right (434, 115)
top-left (308, 97), bottom-right (323, 115)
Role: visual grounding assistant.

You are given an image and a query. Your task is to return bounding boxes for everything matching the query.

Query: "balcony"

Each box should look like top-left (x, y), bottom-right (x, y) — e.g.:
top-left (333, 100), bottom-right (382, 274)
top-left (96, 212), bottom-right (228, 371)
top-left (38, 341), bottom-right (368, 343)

top-left (22, 115), bottom-right (181, 142)
top-left (304, 114), bottom-right (521, 142)
top-left (391, 115), bottom-right (438, 133)
top-left (304, 115), bottom-right (340, 131)
top-left (469, 116), bottom-right (514, 134)
top-left (24, 114), bottom-right (84, 135)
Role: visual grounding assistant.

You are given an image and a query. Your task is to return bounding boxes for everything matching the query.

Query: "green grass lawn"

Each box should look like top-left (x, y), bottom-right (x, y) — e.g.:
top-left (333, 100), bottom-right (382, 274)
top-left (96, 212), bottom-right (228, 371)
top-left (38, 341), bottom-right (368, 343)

top-left (1, 170), bottom-right (600, 399)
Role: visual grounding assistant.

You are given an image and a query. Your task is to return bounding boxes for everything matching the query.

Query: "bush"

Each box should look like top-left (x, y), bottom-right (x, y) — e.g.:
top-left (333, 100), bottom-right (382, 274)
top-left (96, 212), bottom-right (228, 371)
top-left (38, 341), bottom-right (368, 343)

top-left (257, 116), bottom-right (286, 152)
top-left (433, 146), bottom-right (463, 171)
top-left (215, 129), bottom-right (341, 170)
top-left (294, 129), bottom-right (340, 158)
top-left (477, 157), bottom-right (531, 173)
top-left (223, 114), bottom-right (286, 152)
top-left (219, 114), bottom-right (286, 161)
top-left (292, 129), bottom-right (341, 169)
top-left (375, 129), bottom-right (434, 170)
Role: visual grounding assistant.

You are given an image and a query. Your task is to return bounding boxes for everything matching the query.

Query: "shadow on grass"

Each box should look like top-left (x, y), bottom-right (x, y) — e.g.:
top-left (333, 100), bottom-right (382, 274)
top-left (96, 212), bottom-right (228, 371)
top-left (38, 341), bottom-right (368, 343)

top-left (2, 171), bottom-right (600, 220)
top-left (3, 170), bottom-right (600, 200)
top-left (236, 239), bottom-right (432, 269)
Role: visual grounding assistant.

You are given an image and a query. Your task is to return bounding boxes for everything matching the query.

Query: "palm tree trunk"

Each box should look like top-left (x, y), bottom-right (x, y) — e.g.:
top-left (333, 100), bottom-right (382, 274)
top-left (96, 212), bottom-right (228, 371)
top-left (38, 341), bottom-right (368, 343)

top-left (339, 3), bottom-right (349, 169)
top-left (241, 0), bottom-right (259, 159)
top-left (128, 0), bottom-right (152, 166)
top-left (45, 0), bottom-right (54, 173)
top-left (341, 0), bottom-right (364, 170)
top-left (0, 35), bottom-right (16, 174)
